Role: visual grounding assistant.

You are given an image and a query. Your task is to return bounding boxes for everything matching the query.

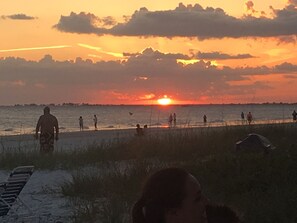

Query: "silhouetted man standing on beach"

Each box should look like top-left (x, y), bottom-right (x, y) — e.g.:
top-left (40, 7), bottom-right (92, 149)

top-left (247, 112), bottom-right (253, 125)
top-left (292, 110), bottom-right (297, 122)
top-left (35, 106), bottom-right (59, 153)
top-left (203, 114), bottom-right (207, 124)
top-left (93, 114), bottom-right (98, 130)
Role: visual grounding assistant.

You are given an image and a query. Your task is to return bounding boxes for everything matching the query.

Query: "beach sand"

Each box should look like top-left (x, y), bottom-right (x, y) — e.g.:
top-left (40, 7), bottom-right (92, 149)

top-left (0, 129), bottom-right (138, 222)
top-left (0, 128), bottom-right (138, 152)
top-left (0, 169), bottom-right (73, 222)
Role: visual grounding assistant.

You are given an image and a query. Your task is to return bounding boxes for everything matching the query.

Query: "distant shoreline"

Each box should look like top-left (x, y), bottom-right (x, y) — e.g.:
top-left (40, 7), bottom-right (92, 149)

top-left (1, 102), bottom-right (297, 107)
top-left (0, 118), bottom-right (295, 138)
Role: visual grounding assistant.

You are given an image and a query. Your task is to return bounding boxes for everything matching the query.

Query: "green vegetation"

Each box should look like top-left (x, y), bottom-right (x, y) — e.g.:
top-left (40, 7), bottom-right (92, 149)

top-left (1, 123), bottom-right (297, 222)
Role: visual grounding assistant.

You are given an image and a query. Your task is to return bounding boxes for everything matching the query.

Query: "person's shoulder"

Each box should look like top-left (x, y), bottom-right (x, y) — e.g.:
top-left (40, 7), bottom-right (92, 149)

top-left (38, 114), bottom-right (45, 119)
top-left (49, 114), bottom-right (58, 120)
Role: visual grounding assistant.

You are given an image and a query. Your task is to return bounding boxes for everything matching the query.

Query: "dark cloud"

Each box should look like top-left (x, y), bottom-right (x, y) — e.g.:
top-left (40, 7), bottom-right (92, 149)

top-left (53, 12), bottom-right (116, 34)
top-left (275, 62), bottom-right (297, 72)
top-left (1, 48), bottom-right (297, 104)
top-left (101, 16), bottom-right (117, 26)
top-left (277, 35), bottom-right (297, 44)
top-left (53, 12), bottom-right (107, 34)
top-left (124, 47), bottom-right (191, 60)
top-left (54, 3), bottom-right (297, 39)
top-left (1, 14), bottom-right (36, 20)
top-left (196, 51), bottom-right (254, 60)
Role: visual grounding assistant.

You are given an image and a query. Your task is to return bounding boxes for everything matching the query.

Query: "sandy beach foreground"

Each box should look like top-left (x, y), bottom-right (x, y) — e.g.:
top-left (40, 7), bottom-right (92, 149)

top-left (0, 128), bottom-right (137, 152)
top-left (0, 169), bottom-right (73, 222)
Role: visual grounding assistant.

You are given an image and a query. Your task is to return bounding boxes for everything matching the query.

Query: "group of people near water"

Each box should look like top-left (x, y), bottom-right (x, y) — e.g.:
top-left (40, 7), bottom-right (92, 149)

top-left (78, 115), bottom-right (98, 131)
top-left (240, 111), bottom-right (253, 125)
top-left (240, 110), bottom-right (297, 124)
top-left (168, 113), bottom-right (177, 127)
top-left (35, 106), bottom-right (297, 154)
top-left (135, 123), bottom-right (148, 136)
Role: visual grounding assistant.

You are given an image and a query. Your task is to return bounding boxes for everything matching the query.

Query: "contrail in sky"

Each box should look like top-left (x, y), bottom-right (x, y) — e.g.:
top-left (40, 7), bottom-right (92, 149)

top-left (0, 45), bottom-right (71, 52)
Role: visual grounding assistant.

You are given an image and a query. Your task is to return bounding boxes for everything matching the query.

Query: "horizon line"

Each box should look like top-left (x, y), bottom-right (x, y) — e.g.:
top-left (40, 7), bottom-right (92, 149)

top-left (1, 102), bottom-right (297, 107)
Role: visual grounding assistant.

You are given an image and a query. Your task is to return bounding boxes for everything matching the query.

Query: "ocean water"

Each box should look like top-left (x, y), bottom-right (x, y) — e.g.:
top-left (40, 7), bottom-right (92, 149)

top-left (0, 104), bottom-right (296, 136)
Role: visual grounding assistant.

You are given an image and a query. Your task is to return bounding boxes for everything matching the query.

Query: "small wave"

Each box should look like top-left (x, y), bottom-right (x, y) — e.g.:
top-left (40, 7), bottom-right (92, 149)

top-left (4, 128), bottom-right (13, 131)
top-left (106, 125), bottom-right (115, 128)
top-left (212, 119), bottom-right (224, 123)
top-left (152, 122), bottom-right (162, 126)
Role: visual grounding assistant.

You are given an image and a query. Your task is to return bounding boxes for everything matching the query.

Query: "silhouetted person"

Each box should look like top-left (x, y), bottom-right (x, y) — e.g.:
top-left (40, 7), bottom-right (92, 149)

top-left (136, 124), bottom-right (144, 136)
top-left (93, 114), bottom-right (98, 130)
top-left (247, 112), bottom-right (253, 125)
top-left (143, 124), bottom-right (148, 135)
top-left (206, 204), bottom-right (241, 223)
top-left (173, 113), bottom-right (177, 127)
top-left (168, 113), bottom-right (173, 128)
top-left (79, 116), bottom-right (83, 131)
top-left (35, 106), bottom-right (59, 153)
top-left (203, 114), bottom-right (207, 124)
top-left (241, 112), bottom-right (245, 124)
top-left (292, 110), bottom-right (297, 122)
top-left (132, 168), bottom-right (208, 223)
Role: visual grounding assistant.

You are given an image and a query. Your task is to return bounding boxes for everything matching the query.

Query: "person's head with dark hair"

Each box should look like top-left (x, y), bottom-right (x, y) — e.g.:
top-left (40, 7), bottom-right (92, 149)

top-left (206, 204), bottom-right (241, 223)
top-left (132, 167), bottom-right (208, 223)
top-left (43, 106), bottom-right (50, 114)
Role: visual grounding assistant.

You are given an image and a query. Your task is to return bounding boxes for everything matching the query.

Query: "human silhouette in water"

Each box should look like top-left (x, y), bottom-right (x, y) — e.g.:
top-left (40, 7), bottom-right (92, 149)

top-left (79, 116), bottom-right (83, 131)
top-left (173, 113), bottom-right (177, 127)
top-left (241, 112), bottom-right (245, 124)
top-left (35, 106), bottom-right (59, 153)
top-left (136, 124), bottom-right (144, 136)
top-left (292, 110), bottom-right (297, 122)
top-left (93, 114), bottom-right (98, 130)
top-left (247, 112), bottom-right (253, 125)
top-left (203, 114), bottom-right (207, 124)
top-left (241, 112), bottom-right (244, 120)
top-left (168, 113), bottom-right (173, 128)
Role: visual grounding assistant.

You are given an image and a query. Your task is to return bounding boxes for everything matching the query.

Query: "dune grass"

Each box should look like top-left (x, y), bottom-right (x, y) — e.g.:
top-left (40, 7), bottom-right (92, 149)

top-left (1, 123), bottom-right (297, 222)
top-left (62, 124), bottom-right (296, 223)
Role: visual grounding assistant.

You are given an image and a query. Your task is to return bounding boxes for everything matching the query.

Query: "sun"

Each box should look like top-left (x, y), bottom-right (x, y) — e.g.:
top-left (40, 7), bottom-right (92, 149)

top-left (157, 96), bottom-right (172, 105)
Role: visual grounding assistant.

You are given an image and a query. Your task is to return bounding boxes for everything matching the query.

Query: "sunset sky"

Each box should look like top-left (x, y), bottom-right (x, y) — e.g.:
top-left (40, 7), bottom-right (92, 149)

top-left (1, 0), bottom-right (297, 105)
